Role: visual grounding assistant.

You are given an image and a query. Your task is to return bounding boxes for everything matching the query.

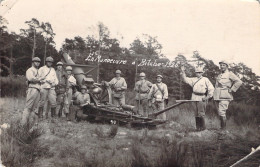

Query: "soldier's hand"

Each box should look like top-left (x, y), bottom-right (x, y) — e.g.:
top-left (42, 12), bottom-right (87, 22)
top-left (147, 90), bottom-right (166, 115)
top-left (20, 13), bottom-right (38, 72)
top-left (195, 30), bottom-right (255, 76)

top-left (228, 88), bottom-right (233, 93)
top-left (202, 97), bottom-right (208, 102)
top-left (165, 99), bottom-right (169, 105)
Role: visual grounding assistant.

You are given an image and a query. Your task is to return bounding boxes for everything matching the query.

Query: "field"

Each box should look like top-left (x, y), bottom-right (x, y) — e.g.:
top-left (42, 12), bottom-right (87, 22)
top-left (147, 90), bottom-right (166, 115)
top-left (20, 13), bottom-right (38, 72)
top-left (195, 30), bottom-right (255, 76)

top-left (1, 94), bottom-right (260, 167)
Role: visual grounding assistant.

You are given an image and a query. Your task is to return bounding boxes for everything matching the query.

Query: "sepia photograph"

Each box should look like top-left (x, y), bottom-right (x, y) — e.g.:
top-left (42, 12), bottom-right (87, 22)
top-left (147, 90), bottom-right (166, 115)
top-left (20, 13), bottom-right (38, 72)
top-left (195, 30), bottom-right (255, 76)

top-left (0, 0), bottom-right (260, 166)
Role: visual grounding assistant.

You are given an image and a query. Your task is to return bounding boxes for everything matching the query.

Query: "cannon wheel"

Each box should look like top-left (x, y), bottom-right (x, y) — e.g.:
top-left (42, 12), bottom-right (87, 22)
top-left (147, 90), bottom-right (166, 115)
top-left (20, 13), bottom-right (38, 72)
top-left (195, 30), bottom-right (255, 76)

top-left (91, 85), bottom-right (112, 104)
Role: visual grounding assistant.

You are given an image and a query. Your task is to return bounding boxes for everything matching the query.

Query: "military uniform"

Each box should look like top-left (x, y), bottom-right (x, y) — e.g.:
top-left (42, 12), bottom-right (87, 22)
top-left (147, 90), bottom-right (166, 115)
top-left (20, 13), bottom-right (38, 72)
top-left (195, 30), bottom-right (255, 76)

top-left (21, 57), bottom-right (41, 125)
top-left (214, 71), bottom-right (242, 116)
top-left (181, 69), bottom-right (214, 130)
top-left (55, 64), bottom-right (67, 117)
top-left (109, 75), bottom-right (127, 106)
top-left (134, 79), bottom-right (152, 116)
top-left (148, 78), bottom-right (168, 120)
top-left (38, 59), bottom-right (58, 118)
top-left (64, 74), bottom-right (76, 115)
top-left (73, 90), bottom-right (91, 120)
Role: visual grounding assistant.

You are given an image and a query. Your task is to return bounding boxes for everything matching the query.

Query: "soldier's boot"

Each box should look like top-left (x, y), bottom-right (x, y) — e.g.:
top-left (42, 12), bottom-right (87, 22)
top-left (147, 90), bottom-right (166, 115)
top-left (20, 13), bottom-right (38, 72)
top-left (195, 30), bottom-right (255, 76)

top-left (195, 117), bottom-right (201, 131)
top-left (200, 117), bottom-right (206, 131)
top-left (220, 116), bottom-right (226, 129)
top-left (51, 107), bottom-right (56, 118)
top-left (38, 107), bottom-right (44, 121)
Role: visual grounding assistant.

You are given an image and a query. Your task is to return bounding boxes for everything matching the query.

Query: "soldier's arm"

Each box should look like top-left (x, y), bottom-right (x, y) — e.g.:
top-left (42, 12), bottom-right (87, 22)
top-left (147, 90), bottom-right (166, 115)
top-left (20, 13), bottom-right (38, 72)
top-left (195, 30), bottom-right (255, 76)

top-left (180, 71), bottom-right (194, 87)
top-left (163, 84), bottom-right (168, 99)
top-left (134, 81), bottom-right (139, 92)
top-left (26, 69), bottom-right (38, 82)
top-left (205, 78), bottom-right (214, 98)
top-left (147, 85), bottom-right (154, 100)
top-left (229, 72), bottom-right (243, 92)
top-left (120, 78), bottom-right (127, 90)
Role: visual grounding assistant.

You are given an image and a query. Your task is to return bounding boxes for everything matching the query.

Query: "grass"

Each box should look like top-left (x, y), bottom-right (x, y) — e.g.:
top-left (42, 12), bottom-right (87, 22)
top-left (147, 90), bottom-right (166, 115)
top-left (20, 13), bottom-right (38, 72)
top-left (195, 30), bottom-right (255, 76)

top-left (1, 93), bottom-right (260, 166)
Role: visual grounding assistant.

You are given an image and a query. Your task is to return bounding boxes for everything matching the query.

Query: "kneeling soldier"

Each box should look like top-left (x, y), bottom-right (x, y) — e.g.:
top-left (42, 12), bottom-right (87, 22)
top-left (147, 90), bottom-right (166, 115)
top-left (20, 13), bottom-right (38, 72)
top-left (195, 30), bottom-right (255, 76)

top-left (148, 75), bottom-right (168, 120)
top-left (73, 85), bottom-right (91, 121)
top-left (180, 65), bottom-right (214, 131)
top-left (21, 57), bottom-right (42, 125)
top-left (134, 72), bottom-right (152, 116)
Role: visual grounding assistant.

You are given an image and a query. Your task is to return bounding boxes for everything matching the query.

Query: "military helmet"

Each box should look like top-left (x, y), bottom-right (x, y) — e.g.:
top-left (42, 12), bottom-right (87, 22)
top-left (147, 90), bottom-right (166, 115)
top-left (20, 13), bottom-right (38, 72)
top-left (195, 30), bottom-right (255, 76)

top-left (46, 56), bottom-right (54, 62)
top-left (65, 66), bottom-right (73, 71)
top-left (115, 70), bottom-right (121, 74)
top-left (219, 60), bottom-right (229, 66)
top-left (56, 61), bottom-right (63, 66)
top-left (81, 85), bottom-right (87, 90)
top-left (139, 72), bottom-right (146, 77)
top-left (32, 57), bottom-right (41, 62)
top-left (156, 74), bottom-right (163, 79)
top-left (92, 87), bottom-right (102, 94)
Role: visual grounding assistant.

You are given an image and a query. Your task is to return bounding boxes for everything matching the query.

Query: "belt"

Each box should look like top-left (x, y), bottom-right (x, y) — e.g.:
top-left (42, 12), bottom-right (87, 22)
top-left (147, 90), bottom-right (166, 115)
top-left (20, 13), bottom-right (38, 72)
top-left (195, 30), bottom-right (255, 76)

top-left (193, 92), bottom-right (205, 96)
top-left (28, 87), bottom-right (40, 92)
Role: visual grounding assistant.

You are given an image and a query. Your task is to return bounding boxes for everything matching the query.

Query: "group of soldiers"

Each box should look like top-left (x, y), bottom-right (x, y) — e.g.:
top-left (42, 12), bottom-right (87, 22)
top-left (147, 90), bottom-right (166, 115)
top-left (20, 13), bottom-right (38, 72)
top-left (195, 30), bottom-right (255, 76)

top-left (21, 56), bottom-right (242, 131)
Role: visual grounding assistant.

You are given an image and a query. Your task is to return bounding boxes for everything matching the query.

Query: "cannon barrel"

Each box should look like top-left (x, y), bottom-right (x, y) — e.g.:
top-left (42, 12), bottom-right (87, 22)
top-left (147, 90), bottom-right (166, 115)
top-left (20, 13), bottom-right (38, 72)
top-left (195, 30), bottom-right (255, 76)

top-left (148, 102), bottom-right (186, 118)
top-left (62, 53), bottom-right (97, 85)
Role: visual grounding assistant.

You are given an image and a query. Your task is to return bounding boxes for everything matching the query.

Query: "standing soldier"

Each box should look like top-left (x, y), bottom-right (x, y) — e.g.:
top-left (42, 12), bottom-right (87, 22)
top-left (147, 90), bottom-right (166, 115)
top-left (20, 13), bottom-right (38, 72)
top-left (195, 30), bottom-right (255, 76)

top-left (21, 57), bottom-right (42, 125)
top-left (64, 66), bottom-right (77, 121)
top-left (214, 60), bottom-right (242, 129)
top-left (134, 72), bottom-right (152, 117)
top-left (55, 61), bottom-right (67, 117)
top-left (148, 75), bottom-right (168, 120)
top-left (37, 56), bottom-right (58, 119)
top-left (109, 70), bottom-right (127, 106)
top-left (180, 65), bottom-right (214, 131)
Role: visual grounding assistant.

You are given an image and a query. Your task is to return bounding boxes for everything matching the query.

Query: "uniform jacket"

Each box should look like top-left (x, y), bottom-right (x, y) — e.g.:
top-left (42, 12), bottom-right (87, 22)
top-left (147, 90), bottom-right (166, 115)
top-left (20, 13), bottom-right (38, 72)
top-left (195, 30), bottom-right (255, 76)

top-left (181, 73), bottom-right (214, 101)
top-left (67, 75), bottom-right (77, 88)
top-left (39, 65), bottom-right (58, 89)
top-left (109, 77), bottom-right (127, 94)
top-left (56, 70), bottom-right (67, 86)
top-left (214, 70), bottom-right (242, 101)
top-left (134, 80), bottom-right (152, 100)
top-left (26, 66), bottom-right (41, 90)
top-left (74, 91), bottom-right (90, 105)
top-left (148, 82), bottom-right (168, 102)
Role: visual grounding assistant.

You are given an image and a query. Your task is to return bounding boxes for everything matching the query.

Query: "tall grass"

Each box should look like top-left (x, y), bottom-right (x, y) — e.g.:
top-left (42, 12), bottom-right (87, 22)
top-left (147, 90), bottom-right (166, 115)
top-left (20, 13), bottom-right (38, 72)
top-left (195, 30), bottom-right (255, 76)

top-left (0, 120), bottom-right (50, 167)
top-left (0, 76), bottom-right (27, 97)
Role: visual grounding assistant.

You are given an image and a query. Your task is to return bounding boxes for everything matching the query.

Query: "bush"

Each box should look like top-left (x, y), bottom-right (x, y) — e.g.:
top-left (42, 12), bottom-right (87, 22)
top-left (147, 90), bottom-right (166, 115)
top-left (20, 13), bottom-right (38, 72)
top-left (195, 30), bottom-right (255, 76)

top-left (0, 76), bottom-right (27, 97)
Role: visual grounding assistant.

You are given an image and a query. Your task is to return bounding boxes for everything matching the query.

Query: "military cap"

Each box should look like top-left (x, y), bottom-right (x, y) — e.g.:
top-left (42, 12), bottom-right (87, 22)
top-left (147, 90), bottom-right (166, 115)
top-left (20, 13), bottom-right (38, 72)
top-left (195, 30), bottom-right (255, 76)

top-left (32, 57), bottom-right (41, 62)
top-left (156, 74), bottom-right (163, 79)
top-left (65, 66), bottom-right (73, 71)
top-left (115, 70), bottom-right (121, 74)
top-left (56, 61), bottom-right (63, 66)
top-left (81, 85), bottom-right (87, 90)
top-left (139, 72), bottom-right (146, 77)
top-left (219, 60), bottom-right (229, 66)
top-left (46, 56), bottom-right (54, 62)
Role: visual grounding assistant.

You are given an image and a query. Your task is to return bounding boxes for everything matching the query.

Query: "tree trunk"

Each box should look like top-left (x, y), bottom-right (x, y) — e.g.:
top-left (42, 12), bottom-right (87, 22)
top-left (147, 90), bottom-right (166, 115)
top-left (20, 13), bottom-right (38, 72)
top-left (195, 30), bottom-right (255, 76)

top-left (9, 45), bottom-right (13, 77)
top-left (32, 29), bottom-right (36, 59)
top-left (44, 40), bottom-right (47, 65)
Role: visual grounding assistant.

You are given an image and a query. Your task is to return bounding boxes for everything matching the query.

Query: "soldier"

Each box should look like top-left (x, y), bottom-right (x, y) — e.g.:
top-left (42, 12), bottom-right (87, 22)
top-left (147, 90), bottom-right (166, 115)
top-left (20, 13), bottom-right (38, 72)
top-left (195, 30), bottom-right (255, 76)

top-left (134, 72), bottom-right (152, 116)
top-left (109, 70), bottom-right (127, 106)
top-left (21, 57), bottom-right (42, 125)
top-left (55, 61), bottom-right (67, 117)
top-left (148, 75), bottom-right (168, 120)
top-left (64, 66), bottom-right (77, 121)
top-left (213, 60), bottom-right (242, 129)
top-left (37, 56), bottom-right (58, 119)
top-left (73, 85), bottom-right (91, 121)
top-left (180, 65), bottom-right (214, 131)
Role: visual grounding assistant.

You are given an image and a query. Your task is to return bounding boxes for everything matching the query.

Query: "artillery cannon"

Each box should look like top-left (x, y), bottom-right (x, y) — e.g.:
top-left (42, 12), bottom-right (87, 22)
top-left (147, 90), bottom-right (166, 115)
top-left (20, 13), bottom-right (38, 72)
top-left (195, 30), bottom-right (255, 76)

top-left (62, 53), bottom-right (190, 127)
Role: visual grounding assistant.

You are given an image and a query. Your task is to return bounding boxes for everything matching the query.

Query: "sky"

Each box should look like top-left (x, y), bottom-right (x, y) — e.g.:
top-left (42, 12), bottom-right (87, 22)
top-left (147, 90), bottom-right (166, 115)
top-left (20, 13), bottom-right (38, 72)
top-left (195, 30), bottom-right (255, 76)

top-left (1, 0), bottom-right (260, 74)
